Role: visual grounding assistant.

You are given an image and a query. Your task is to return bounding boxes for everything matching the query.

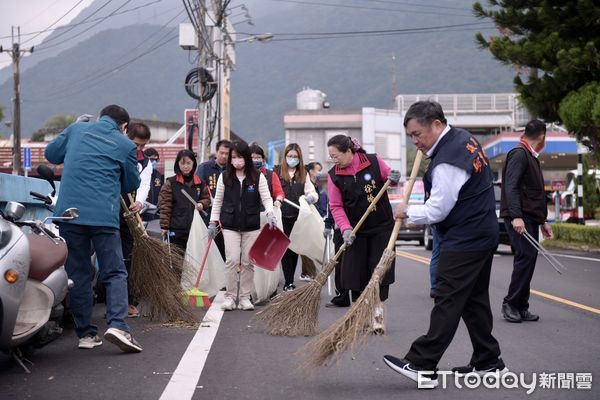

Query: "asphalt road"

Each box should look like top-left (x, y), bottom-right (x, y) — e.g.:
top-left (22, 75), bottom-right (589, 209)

top-left (1, 243), bottom-right (598, 400)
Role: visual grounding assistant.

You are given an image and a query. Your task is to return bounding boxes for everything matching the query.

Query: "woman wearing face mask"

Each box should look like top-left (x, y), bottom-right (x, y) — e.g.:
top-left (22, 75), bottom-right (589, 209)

top-left (208, 140), bottom-right (277, 311)
top-left (250, 143), bottom-right (285, 207)
top-left (327, 135), bottom-right (400, 334)
top-left (276, 143), bottom-right (319, 291)
top-left (158, 149), bottom-right (211, 252)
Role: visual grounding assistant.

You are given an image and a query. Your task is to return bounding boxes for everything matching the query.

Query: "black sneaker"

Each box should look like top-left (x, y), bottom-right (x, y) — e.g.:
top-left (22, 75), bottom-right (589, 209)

top-left (501, 303), bottom-right (522, 323)
top-left (383, 355), bottom-right (438, 388)
top-left (452, 358), bottom-right (508, 377)
top-left (519, 309), bottom-right (539, 321)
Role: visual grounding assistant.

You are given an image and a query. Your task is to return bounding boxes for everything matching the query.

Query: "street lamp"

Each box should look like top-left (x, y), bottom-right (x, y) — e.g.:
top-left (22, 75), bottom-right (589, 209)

top-left (235, 33), bottom-right (274, 44)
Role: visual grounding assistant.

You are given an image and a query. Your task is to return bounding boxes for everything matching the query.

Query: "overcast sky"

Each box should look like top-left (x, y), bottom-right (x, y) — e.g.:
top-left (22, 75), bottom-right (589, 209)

top-left (0, 0), bottom-right (94, 67)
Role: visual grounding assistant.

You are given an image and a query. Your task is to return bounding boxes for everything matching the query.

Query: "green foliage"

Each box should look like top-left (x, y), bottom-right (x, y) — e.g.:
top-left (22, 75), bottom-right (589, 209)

top-left (551, 223), bottom-right (600, 247)
top-left (558, 81), bottom-right (600, 152)
top-left (582, 157), bottom-right (600, 216)
top-left (30, 131), bottom-right (46, 142)
top-left (473, 1), bottom-right (600, 129)
top-left (0, 103), bottom-right (4, 123)
top-left (44, 114), bottom-right (76, 130)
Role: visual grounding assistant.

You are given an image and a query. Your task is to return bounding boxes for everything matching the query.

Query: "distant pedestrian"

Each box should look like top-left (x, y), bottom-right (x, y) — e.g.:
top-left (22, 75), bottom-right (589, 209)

top-left (384, 101), bottom-right (504, 388)
top-left (500, 119), bottom-right (553, 323)
top-left (276, 143), bottom-right (319, 292)
top-left (144, 147), bottom-right (164, 207)
top-left (250, 143), bottom-right (285, 207)
top-left (45, 104), bottom-right (143, 353)
top-left (158, 149), bottom-right (211, 253)
top-left (208, 140), bottom-right (276, 311)
top-left (195, 139), bottom-right (231, 260)
top-left (428, 226), bottom-right (440, 299)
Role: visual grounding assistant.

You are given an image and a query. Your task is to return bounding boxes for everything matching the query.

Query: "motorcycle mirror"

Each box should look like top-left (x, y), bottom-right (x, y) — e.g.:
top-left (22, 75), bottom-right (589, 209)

top-left (62, 208), bottom-right (80, 219)
top-left (37, 165), bottom-right (56, 196)
top-left (4, 201), bottom-right (25, 221)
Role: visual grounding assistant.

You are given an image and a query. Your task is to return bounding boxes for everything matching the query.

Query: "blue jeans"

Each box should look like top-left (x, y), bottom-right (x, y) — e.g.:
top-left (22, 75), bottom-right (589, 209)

top-left (59, 224), bottom-right (130, 338)
top-left (429, 225), bottom-right (440, 290)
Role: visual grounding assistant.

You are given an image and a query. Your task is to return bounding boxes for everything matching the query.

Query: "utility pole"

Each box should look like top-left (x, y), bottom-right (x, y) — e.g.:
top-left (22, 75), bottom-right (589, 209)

top-left (1, 26), bottom-right (34, 176)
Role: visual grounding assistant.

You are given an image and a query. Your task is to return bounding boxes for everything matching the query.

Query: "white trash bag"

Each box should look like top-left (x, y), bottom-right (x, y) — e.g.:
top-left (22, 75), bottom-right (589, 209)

top-left (288, 196), bottom-right (325, 261)
top-left (253, 206), bottom-right (283, 303)
top-left (183, 211), bottom-right (226, 297)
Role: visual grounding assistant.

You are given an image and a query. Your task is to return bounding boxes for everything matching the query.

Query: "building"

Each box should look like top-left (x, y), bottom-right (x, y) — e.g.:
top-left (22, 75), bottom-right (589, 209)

top-left (283, 89), bottom-right (407, 177)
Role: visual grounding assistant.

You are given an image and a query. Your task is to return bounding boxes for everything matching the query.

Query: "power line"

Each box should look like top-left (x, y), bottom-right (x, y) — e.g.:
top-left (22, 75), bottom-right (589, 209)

top-left (268, 26), bottom-right (496, 41)
top-left (21, 0), bottom-right (64, 28)
top-left (21, 0), bottom-right (87, 45)
top-left (238, 21), bottom-right (490, 37)
top-left (33, 0), bottom-right (116, 46)
top-left (265, 0), bottom-right (473, 18)
top-left (0, 0), bottom-right (164, 40)
top-left (352, 0), bottom-right (468, 12)
top-left (36, 0), bottom-right (135, 53)
top-left (26, 31), bottom-right (179, 102)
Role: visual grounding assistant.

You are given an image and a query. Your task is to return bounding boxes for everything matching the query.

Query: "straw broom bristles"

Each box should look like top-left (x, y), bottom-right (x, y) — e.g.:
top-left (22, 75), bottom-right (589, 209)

top-left (255, 179), bottom-right (394, 337)
top-left (120, 196), bottom-right (197, 323)
top-left (299, 151), bottom-right (423, 368)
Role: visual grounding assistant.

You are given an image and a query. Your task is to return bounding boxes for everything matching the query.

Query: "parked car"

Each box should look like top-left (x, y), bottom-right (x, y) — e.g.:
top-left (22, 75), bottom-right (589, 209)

top-left (389, 181), bottom-right (427, 246)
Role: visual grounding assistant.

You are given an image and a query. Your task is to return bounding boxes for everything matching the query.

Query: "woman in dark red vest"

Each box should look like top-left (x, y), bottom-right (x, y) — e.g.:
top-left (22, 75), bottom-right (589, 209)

top-left (327, 135), bottom-right (398, 334)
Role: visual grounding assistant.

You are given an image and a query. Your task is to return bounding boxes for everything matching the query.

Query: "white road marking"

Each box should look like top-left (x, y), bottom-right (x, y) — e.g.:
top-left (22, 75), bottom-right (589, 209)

top-left (550, 253), bottom-right (600, 263)
top-left (160, 291), bottom-right (226, 400)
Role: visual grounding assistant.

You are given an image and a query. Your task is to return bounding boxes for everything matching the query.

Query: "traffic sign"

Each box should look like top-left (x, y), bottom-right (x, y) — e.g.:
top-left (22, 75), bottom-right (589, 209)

top-left (23, 147), bottom-right (31, 171)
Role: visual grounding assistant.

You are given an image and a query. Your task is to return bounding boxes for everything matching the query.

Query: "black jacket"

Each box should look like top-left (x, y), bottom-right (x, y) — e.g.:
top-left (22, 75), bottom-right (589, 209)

top-left (500, 144), bottom-right (548, 224)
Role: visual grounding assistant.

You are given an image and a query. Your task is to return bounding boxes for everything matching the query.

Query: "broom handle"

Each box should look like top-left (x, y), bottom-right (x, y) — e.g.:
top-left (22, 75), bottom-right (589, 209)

top-left (330, 178), bottom-right (393, 262)
top-left (386, 151), bottom-right (424, 250)
top-left (194, 236), bottom-right (213, 288)
top-left (127, 193), bottom-right (147, 232)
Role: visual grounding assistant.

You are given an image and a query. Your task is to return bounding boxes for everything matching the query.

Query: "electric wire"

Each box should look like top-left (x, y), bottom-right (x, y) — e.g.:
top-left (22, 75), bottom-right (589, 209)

top-left (21, 0), bottom-right (87, 45)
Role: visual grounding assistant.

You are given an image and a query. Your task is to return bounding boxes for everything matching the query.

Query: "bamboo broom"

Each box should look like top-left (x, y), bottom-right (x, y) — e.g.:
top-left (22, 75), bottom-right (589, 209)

top-left (255, 178), bottom-right (394, 337)
top-left (119, 195), bottom-right (196, 323)
top-left (300, 151), bottom-right (423, 368)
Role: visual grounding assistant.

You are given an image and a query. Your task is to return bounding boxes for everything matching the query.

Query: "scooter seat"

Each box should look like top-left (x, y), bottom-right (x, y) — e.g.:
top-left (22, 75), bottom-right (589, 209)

top-left (26, 234), bottom-right (67, 281)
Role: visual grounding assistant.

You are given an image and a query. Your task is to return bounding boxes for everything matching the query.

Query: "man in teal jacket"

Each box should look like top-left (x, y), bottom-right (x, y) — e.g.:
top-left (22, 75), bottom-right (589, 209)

top-left (45, 104), bottom-right (143, 353)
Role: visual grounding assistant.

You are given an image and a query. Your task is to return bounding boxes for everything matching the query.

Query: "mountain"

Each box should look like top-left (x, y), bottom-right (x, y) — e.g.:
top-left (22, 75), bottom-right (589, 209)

top-left (0, 0), bottom-right (516, 143)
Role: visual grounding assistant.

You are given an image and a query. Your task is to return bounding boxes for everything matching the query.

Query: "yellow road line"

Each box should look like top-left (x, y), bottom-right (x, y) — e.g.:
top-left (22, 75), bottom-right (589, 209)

top-left (395, 250), bottom-right (600, 315)
top-left (529, 289), bottom-right (600, 315)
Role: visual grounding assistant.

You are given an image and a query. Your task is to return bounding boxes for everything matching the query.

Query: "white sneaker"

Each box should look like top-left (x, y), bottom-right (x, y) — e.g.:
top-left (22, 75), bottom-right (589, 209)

top-left (238, 297), bottom-right (254, 311)
top-left (103, 328), bottom-right (142, 353)
top-left (221, 297), bottom-right (236, 311)
top-left (78, 335), bottom-right (102, 349)
top-left (299, 274), bottom-right (312, 282)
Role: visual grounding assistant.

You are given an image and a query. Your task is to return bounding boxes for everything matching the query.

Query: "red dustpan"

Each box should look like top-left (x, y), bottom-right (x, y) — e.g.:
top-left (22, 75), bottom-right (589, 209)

top-left (249, 224), bottom-right (290, 271)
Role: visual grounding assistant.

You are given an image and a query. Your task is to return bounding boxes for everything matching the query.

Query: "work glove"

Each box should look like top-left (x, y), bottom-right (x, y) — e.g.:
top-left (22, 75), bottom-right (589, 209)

top-left (305, 192), bottom-right (319, 205)
top-left (76, 114), bottom-right (95, 123)
top-left (207, 222), bottom-right (219, 239)
top-left (266, 212), bottom-right (277, 229)
top-left (388, 169), bottom-right (401, 184)
top-left (342, 229), bottom-right (355, 246)
top-left (323, 227), bottom-right (332, 239)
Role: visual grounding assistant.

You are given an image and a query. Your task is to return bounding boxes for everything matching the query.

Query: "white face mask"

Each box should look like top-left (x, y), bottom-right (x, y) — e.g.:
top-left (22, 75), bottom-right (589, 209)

top-left (286, 157), bottom-right (299, 168)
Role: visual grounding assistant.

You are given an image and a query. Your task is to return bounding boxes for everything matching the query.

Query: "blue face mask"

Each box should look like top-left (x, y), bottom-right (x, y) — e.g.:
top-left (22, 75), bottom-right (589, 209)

top-left (253, 160), bottom-right (263, 169)
top-left (151, 160), bottom-right (158, 169)
top-left (286, 157), bottom-right (300, 168)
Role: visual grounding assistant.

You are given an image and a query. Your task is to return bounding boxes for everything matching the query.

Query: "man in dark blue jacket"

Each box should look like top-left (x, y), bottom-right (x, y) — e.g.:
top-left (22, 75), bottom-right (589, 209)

top-left (383, 101), bottom-right (504, 388)
top-left (45, 104), bottom-right (143, 353)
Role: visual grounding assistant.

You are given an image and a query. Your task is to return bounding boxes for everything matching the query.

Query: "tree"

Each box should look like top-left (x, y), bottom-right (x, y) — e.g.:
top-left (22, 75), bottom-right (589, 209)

top-left (0, 103), bottom-right (4, 124)
top-left (44, 114), bottom-right (76, 130)
top-left (473, 1), bottom-right (600, 149)
top-left (582, 157), bottom-right (600, 217)
top-left (558, 81), bottom-right (600, 155)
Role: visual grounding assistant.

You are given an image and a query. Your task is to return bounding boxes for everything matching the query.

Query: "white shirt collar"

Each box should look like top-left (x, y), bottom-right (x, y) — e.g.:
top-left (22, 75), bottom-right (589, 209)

top-left (426, 124), bottom-right (451, 157)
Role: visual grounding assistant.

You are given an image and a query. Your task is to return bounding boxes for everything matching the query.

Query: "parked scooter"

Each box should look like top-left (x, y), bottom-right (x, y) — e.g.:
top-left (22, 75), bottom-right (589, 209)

top-left (0, 167), bottom-right (79, 372)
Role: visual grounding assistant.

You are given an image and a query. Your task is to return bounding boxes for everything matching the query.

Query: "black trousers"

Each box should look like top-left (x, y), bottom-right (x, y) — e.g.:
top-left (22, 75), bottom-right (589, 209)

top-left (503, 218), bottom-right (539, 310)
top-left (281, 218), bottom-right (299, 285)
top-left (405, 249), bottom-right (501, 370)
